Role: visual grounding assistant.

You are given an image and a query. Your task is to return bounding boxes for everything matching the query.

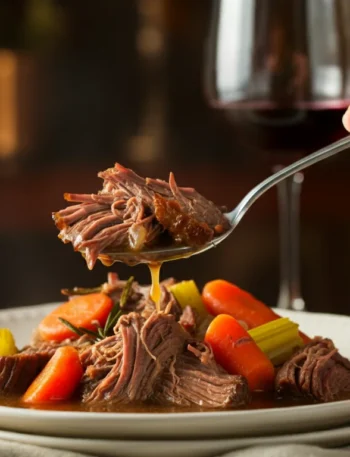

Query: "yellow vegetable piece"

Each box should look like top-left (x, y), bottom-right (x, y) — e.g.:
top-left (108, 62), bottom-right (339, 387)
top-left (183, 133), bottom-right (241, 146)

top-left (248, 318), bottom-right (303, 366)
top-left (169, 280), bottom-right (207, 316)
top-left (0, 328), bottom-right (18, 356)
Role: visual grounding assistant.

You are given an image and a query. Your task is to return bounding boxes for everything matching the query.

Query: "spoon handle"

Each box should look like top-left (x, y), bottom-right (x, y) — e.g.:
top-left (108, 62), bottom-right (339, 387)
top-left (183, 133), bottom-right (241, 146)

top-left (229, 135), bottom-right (350, 225)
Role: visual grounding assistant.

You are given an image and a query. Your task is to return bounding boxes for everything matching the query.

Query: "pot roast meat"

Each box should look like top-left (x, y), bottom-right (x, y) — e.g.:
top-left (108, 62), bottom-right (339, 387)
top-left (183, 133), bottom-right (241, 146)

top-left (153, 194), bottom-right (214, 247)
top-left (275, 337), bottom-right (350, 402)
top-left (81, 311), bottom-right (250, 408)
top-left (136, 284), bottom-right (182, 320)
top-left (0, 351), bottom-right (52, 395)
top-left (102, 273), bottom-right (182, 319)
top-left (81, 312), bottom-right (187, 403)
top-left (80, 333), bottom-right (124, 399)
top-left (53, 163), bottom-right (230, 269)
top-left (153, 342), bottom-right (250, 408)
top-left (178, 305), bottom-right (197, 335)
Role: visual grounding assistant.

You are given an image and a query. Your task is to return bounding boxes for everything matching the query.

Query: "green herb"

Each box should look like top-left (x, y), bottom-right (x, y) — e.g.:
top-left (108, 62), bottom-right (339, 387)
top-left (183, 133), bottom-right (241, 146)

top-left (59, 276), bottom-right (135, 342)
top-left (61, 286), bottom-right (103, 296)
top-left (58, 318), bottom-right (97, 338)
top-left (102, 276), bottom-right (134, 334)
top-left (120, 276), bottom-right (134, 308)
top-left (103, 306), bottom-right (122, 335)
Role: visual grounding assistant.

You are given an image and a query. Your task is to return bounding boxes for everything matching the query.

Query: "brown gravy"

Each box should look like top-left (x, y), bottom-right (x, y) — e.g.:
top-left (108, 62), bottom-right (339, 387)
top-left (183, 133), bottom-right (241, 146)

top-left (0, 393), bottom-right (314, 414)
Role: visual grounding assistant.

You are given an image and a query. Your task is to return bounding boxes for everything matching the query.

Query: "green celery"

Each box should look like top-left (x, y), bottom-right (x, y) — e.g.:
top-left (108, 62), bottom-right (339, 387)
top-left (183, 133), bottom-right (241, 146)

top-left (248, 317), bottom-right (304, 366)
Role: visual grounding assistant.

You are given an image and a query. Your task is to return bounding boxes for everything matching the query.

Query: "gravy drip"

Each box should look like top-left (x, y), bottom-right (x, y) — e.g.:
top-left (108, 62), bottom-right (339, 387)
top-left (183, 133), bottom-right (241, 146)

top-left (149, 262), bottom-right (162, 312)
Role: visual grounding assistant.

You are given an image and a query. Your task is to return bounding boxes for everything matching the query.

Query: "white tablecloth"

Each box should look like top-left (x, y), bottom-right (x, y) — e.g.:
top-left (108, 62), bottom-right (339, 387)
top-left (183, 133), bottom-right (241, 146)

top-left (0, 441), bottom-right (349, 457)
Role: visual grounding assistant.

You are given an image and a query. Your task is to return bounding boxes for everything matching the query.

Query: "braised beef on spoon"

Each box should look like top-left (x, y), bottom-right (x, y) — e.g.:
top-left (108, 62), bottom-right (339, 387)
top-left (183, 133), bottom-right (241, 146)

top-left (53, 163), bottom-right (230, 268)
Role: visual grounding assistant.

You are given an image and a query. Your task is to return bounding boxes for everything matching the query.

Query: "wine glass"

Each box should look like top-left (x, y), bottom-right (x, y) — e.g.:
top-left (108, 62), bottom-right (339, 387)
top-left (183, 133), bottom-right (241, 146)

top-left (205, 0), bottom-right (350, 310)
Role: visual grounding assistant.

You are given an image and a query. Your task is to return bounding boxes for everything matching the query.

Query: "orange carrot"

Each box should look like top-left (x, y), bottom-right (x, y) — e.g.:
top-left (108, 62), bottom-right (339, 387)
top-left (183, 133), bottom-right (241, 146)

top-left (202, 280), bottom-right (311, 344)
top-left (22, 346), bottom-right (83, 403)
top-left (38, 293), bottom-right (113, 342)
top-left (203, 280), bottom-right (278, 328)
top-left (205, 314), bottom-right (275, 391)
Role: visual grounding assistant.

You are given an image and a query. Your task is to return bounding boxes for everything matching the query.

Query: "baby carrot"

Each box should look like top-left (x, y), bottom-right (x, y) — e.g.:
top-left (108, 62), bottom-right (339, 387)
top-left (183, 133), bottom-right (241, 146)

top-left (22, 346), bottom-right (83, 404)
top-left (203, 280), bottom-right (278, 328)
top-left (38, 293), bottom-right (113, 342)
top-left (205, 314), bottom-right (275, 391)
top-left (202, 280), bottom-right (311, 343)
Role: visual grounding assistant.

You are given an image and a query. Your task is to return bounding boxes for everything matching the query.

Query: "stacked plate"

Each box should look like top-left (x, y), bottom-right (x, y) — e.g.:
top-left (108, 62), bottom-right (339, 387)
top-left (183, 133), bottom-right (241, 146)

top-left (0, 305), bottom-right (349, 457)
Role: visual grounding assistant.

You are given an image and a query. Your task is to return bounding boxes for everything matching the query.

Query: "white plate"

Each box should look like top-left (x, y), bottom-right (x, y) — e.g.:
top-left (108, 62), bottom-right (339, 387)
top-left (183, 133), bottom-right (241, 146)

top-left (0, 304), bottom-right (349, 440)
top-left (0, 426), bottom-right (350, 457)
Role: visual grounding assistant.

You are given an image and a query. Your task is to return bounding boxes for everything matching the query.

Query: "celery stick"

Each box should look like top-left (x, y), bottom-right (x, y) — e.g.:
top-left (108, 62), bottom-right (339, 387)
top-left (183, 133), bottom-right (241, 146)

top-left (169, 280), bottom-right (206, 315)
top-left (249, 318), bottom-right (303, 366)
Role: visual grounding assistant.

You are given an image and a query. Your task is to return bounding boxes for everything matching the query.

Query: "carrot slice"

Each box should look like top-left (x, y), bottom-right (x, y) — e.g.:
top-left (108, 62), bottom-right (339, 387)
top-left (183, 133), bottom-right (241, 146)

top-left (22, 346), bottom-right (83, 403)
top-left (202, 280), bottom-right (311, 344)
top-left (205, 314), bottom-right (275, 391)
top-left (38, 293), bottom-right (113, 342)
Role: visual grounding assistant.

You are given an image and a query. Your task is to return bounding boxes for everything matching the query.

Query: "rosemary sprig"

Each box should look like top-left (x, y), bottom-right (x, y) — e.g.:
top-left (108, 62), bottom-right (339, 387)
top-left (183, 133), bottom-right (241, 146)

top-left (120, 276), bottom-right (134, 308)
top-left (59, 276), bottom-right (135, 342)
top-left (58, 318), bottom-right (98, 338)
top-left (102, 276), bottom-right (134, 334)
top-left (103, 307), bottom-right (122, 335)
top-left (61, 286), bottom-right (103, 296)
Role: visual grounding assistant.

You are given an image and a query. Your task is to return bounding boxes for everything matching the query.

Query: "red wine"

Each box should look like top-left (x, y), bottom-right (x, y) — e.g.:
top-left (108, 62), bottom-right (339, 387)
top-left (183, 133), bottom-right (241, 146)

top-left (205, 0), bottom-right (350, 162)
top-left (218, 106), bottom-right (347, 163)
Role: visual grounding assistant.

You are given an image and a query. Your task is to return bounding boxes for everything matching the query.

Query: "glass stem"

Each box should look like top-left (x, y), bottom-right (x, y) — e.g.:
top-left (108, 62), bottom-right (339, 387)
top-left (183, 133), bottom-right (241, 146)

top-left (275, 167), bottom-right (305, 311)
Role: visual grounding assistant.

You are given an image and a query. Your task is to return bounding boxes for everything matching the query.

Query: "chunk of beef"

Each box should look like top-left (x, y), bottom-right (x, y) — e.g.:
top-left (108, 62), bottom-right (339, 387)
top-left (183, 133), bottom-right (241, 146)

top-left (81, 312), bottom-right (187, 403)
top-left (0, 351), bottom-right (51, 395)
top-left (275, 337), bottom-right (350, 402)
top-left (53, 163), bottom-right (230, 269)
top-left (153, 342), bottom-right (250, 408)
top-left (99, 274), bottom-right (198, 333)
top-left (179, 306), bottom-right (197, 335)
top-left (153, 194), bottom-right (214, 246)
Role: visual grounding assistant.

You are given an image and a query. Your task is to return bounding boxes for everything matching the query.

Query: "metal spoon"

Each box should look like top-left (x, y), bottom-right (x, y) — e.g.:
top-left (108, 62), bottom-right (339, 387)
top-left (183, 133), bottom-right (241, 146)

top-left (101, 135), bottom-right (350, 265)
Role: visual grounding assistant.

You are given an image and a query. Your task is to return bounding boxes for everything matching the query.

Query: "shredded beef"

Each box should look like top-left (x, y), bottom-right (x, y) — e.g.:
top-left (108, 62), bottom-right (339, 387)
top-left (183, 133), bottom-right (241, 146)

top-left (153, 342), bottom-right (250, 408)
top-left (53, 164), bottom-right (229, 269)
top-left (275, 337), bottom-right (350, 402)
top-left (81, 312), bottom-right (187, 403)
top-left (179, 306), bottom-right (197, 335)
top-left (96, 273), bottom-right (181, 319)
top-left (137, 284), bottom-right (182, 320)
top-left (81, 311), bottom-right (251, 409)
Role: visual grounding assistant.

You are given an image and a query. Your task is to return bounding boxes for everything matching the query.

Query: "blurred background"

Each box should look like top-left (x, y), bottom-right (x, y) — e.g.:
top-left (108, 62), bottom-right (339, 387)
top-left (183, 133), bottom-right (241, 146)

top-left (0, 0), bottom-right (349, 315)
